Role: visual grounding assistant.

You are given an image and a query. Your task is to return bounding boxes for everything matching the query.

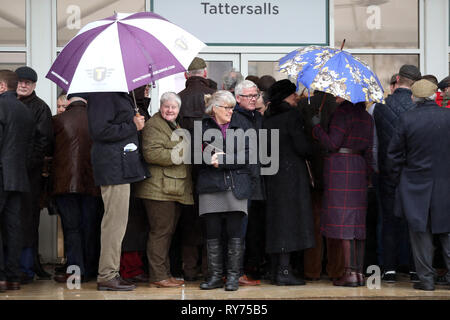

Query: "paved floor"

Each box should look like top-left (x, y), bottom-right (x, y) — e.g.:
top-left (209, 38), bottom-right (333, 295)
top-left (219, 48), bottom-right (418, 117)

top-left (1, 273), bottom-right (448, 300)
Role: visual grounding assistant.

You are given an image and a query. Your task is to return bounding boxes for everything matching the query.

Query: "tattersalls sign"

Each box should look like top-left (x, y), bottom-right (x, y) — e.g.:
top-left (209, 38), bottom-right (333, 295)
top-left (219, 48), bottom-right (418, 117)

top-left (151, 0), bottom-right (329, 46)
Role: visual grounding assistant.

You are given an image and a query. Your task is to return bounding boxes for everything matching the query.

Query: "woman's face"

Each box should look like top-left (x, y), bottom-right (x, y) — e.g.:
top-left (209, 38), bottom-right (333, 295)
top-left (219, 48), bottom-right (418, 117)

top-left (160, 99), bottom-right (180, 122)
top-left (213, 102), bottom-right (234, 124)
top-left (284, 92), bottom-right (299, 107)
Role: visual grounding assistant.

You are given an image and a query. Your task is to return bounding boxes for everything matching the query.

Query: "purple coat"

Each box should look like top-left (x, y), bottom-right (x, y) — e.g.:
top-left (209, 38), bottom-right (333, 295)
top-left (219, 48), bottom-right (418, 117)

top-left (313, 102), bottom-right (373, 240)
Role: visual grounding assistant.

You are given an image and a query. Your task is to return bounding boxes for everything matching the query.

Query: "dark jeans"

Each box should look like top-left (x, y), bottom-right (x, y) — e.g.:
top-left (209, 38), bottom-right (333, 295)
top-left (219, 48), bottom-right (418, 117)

top-left (379, 178), bottom-right (414, 272)
top-left (55, 194), bottom-right (103, 277)
top-left (0, 191), bottom-right (23, 282)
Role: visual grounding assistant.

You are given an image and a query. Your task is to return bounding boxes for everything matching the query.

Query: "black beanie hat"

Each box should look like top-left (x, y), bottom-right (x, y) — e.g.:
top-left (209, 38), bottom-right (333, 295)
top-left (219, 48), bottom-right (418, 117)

top-left (268, 79), bottom-right (297, 104)
top-left (15, 66), bottom-right (38, 82)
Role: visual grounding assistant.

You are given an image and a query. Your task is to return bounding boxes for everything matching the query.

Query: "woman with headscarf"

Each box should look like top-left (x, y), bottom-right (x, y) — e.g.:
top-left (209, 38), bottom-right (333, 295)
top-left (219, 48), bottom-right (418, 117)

top-left (263, 79), bottom-right (314, 286)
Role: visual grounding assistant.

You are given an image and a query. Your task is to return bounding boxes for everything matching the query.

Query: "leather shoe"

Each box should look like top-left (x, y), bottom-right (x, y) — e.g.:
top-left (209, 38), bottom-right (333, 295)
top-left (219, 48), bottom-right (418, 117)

top-left (357, 273), bottom-right (365, 286)
top-left (126, 273), bottom-right (149, 283)
top-left (382, 272), bottom-right (396, 283)
top-left (149, 278), bottom-right (182, 288)
top-left (19, 273), bottom-right (34, 285)
top-left (333, 270), bottom-right (358, 287)
top-left (6, 281), bottom-right (20, 290)
top-left (54, 273), bottom-right (84, 283)
top-left (435, 275), bottom-right (449, 286)
top-left (170, 277), bottom-right (185, 285)
top-left (97, 276), bottom-right (136, 291)
top-left (304, 276), bottom-right (321, 281)
top-left (238, 274), bottom-right (260, 286)
top-left (0, 281), bottom-right (6, 292)
top-left (413, 282), bottom-right (434, 291)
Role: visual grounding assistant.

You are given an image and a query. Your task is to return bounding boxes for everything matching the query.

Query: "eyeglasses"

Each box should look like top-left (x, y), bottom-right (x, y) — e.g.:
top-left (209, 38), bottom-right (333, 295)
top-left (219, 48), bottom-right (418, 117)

top-left (215, 105), bottom-right (234, 111)
top-left (239, 94), bottom-right (260, 100)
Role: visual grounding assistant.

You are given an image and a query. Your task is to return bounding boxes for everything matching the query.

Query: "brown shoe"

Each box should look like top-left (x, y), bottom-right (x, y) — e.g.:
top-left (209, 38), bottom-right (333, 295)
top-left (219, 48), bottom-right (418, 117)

top-left (6, 281), bottom-right (20, 290)
top-left (150, 279), bottom-right (182, 288)
top-left (333, 270), bottom-right (358, 287)
top-left (356, 273), bottom-right (365, 286)
top-left (238, 274), bottom-right (260, 286)
top-left (0, 281), bottom-right (6, 292)
top-left (170, 277), bottom-right (185, 285)
top-left (97, 276), bottom-right (136, 291)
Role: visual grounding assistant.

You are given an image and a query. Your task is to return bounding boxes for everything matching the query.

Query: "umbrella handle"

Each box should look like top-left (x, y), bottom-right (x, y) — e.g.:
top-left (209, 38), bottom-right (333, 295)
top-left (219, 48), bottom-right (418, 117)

top-left (131, 89), bottom-right (141, 116)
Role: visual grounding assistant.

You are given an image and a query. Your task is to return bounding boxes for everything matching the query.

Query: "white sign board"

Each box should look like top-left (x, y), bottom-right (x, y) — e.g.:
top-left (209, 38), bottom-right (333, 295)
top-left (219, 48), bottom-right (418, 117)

top-left (151, 0), bottom-right (329, 46)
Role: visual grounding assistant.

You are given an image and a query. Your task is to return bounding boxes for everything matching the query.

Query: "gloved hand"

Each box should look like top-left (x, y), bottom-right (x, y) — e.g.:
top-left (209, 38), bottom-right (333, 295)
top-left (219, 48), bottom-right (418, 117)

top-left (311, 115), bottom-right (321, 126)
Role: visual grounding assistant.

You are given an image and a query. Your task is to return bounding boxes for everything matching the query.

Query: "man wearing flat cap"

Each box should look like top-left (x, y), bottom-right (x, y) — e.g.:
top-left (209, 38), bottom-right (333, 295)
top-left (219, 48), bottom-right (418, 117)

top-left (14, 66), bottom-right (54, 282)
top-left (373, 64), bottom-right (421, 283)
top-left (387, 79), bottom-right (450, 291)
top-left (436, 76), bottom-right (450, 108)
top-left (176, 57), bottom-right (215, 282)
top-left (51, 93), bottom-right (103, 284)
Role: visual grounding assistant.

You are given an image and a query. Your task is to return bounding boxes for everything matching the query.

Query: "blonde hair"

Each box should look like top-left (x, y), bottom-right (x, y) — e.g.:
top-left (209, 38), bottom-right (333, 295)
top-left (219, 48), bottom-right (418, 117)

top-left (204, 90), bottom-right (236, 115)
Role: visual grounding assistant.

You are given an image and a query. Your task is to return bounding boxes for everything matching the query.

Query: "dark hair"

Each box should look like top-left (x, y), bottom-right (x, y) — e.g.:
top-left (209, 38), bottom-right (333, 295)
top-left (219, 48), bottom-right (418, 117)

top-left (389, 73), bottom-right (398, 85)
top-left (0, 69), bottom-right (19, 91)
top-left (245, 75), bottom-right (259, 84)
top-left (421, 74), bottom-right (438, 86)
top-left (257, 75), bottom-right (276, 92)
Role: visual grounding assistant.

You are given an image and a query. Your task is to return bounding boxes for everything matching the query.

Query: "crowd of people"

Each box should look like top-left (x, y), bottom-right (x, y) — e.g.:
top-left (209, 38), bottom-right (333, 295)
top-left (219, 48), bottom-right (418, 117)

top-left (0, 57), bottom-right (449, 293)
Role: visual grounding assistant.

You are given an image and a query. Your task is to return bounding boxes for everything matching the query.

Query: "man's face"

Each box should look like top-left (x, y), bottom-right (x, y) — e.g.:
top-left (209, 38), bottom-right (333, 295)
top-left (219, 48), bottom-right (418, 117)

top-left (17, 79), bottom-right (36, 98)
top-left (235, 86), bottom-right (259, 111)
top-left (445, 86), bottom-right (450, 98)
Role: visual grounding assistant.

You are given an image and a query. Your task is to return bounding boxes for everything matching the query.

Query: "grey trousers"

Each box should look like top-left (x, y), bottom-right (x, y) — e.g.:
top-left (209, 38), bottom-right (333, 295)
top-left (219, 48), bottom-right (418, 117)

top-left (97, 184), bottom-right (130, 282)
top-left (409, 224), bottom-right (450, 286)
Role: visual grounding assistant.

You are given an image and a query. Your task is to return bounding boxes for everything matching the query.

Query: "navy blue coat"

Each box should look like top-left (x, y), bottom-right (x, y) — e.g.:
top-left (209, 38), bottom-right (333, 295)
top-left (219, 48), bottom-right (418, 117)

top-left (195, 115), bottom-right (254, 200)
top-left (0, 91), bottom-right (34, 192)
top-left (230, 104), bottom-right (265, 200)
top-left (387, 100), bottom-right (450, 234)
top-left (87, 92), bottom-right (148, 186)
top-left (373, 88), bottom-right (416, 178)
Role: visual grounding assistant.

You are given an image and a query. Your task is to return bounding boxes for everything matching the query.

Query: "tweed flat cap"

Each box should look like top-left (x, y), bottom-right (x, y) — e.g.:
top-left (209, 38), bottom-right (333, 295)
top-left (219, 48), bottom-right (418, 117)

top-left (15, 66), bottom-right (38, 82)
top-left (188, 57), bottom-right (206, 71)
top-left (398, 64), bottom-right (421, 81)
top-left (411, 79), bottom-right (437, 98)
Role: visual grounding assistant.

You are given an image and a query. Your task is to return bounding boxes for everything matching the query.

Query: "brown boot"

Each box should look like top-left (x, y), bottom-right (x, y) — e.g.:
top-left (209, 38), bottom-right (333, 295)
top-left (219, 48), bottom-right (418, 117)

top-left (333, 268), bottom-right (358, 287)
top-left (356, 273), bottom-right (365, 286)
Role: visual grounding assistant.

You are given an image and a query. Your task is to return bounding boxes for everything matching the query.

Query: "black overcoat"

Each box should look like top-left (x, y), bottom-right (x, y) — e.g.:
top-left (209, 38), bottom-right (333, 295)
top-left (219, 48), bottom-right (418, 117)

top-left (87, 92), bottom-right (148, 186)
top-left (263, 102), bottom-right (315, 253)
top-left (0, 91), bottom-right (34, 192)
top-left (387, 100), bottom-right (450, 234)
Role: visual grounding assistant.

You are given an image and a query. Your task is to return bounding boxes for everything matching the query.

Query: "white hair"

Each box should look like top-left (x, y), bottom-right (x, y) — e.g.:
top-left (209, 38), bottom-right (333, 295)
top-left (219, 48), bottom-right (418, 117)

top-left (234, 79), bottom-right (257, 96)
top-left (204, 90), bottom-right (236, 115)
top-left (412, 93), bottom-right (436, 103)
top-left (160, 91), bottom-right (181, 108)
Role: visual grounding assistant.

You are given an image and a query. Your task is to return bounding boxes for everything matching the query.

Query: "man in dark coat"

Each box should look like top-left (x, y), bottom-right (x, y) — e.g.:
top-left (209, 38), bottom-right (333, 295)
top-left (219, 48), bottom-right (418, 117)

top-left (298, 91), bottom-right (344, 281)
top-left (0, 70), bottom-right (34, 291)
top-left (51, 93), bottom-right (103, 283)
top-left (230, 79), bottom-right (264, 286)
top-left (177, 57), bottom-right (216, 281)
top-left (373, 64), bottom-right (421, 283)
top-left (87, 92), bottom-right (148, 291)
top-left (387, 79), bottom-right (450, 291)
top-left (15, 66), bottom-right (54, 282)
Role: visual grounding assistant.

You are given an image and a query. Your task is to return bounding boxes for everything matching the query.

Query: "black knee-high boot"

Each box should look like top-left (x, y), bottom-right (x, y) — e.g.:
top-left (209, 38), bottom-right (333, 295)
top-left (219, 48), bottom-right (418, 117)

top-left (225, 238), bottom-right (241, 291)
top-left (200, 239), bottom-right (224, 290)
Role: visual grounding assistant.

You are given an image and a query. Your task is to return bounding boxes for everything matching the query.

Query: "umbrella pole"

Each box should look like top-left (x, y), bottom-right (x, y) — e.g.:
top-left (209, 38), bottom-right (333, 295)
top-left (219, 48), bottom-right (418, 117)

top-left (340, 39), bottom-right (346, 50)
top-left (131, 90), bottom-right (140, 116)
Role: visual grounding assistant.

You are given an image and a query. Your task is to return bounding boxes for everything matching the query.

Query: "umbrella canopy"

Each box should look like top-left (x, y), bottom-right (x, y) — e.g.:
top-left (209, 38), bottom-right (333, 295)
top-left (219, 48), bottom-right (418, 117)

top-left (47, 12), bottom-right (205, 94)
top-left (279, 46), bottom-right (384, 103)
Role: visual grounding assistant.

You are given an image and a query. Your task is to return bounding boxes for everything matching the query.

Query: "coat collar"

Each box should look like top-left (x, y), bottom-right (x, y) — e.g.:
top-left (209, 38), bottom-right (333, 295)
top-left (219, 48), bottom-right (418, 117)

top-left (18, 90), bottom-right (36, 103)
top-left (185, 76), bottom-right (210, 88)
top-left (265, 101), bottom-right (292, 118)
top-left (66, 100), bottom-right (87, 111)
top-left (0, 90), bottom-right (18, 99)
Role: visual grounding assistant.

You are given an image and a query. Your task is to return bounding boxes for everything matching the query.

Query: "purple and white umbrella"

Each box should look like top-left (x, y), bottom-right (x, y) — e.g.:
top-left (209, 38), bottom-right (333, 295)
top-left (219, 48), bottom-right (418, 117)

top-left (46, 12), bottom-right (206, 94)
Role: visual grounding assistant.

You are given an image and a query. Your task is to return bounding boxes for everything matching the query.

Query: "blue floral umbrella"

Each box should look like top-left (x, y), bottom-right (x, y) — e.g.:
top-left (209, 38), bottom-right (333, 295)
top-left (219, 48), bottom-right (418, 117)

top-left (279, 45), bottom-right (384, 103)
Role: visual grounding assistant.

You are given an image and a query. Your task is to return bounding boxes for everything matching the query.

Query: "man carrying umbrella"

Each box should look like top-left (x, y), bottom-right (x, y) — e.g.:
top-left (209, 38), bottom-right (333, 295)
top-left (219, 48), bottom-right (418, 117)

top-left (87, 92), bottom-right (148, 291)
